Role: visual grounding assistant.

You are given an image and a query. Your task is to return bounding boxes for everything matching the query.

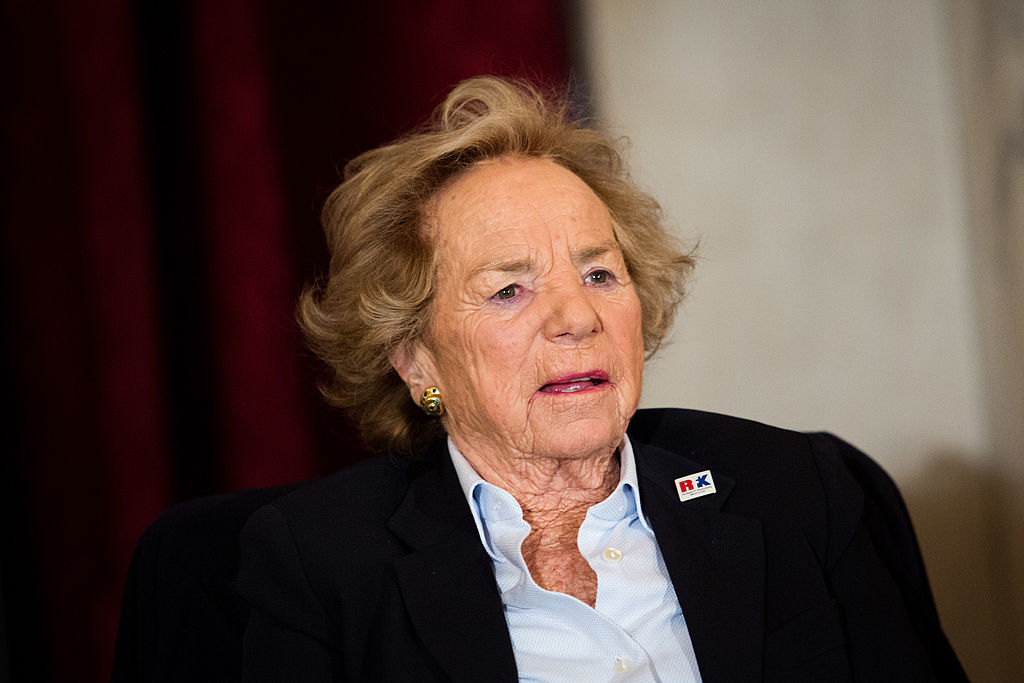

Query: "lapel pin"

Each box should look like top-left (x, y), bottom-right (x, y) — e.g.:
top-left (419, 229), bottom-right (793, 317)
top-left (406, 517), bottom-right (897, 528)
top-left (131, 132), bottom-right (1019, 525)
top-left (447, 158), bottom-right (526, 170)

top-left (675, 470), bottom-right (716, 502)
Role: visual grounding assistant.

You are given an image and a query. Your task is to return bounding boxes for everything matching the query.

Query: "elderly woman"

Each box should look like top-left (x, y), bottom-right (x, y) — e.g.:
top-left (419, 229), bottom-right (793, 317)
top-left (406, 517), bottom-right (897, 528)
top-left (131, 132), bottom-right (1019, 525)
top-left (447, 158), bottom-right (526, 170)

top-left (237, 77), bottom-right (965, 682)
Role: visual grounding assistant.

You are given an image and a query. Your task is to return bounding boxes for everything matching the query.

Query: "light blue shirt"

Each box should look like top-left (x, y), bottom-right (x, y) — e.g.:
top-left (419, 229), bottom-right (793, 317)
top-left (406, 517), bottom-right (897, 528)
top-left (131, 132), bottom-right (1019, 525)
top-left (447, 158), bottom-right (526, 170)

top-left (448, 436), bottom-right (703, 682)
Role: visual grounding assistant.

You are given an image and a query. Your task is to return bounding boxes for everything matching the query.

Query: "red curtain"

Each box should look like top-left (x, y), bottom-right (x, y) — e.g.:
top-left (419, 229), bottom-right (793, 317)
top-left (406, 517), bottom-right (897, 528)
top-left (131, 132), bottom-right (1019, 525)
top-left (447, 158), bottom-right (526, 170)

top-left (0, 1), bottom-right (570, 680)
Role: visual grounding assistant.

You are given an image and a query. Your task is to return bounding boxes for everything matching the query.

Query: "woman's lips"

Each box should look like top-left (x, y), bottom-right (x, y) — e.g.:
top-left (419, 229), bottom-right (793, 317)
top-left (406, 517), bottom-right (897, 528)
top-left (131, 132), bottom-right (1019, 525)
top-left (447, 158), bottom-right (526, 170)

top-left (538, 371), bottom-right (609, 394)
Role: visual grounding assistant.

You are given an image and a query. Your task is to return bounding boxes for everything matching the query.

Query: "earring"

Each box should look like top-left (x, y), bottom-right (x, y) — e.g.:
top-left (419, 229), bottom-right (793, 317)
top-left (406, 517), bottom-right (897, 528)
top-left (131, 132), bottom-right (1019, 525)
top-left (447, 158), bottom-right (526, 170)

top-left (420, 387), bottom-right (444, 416)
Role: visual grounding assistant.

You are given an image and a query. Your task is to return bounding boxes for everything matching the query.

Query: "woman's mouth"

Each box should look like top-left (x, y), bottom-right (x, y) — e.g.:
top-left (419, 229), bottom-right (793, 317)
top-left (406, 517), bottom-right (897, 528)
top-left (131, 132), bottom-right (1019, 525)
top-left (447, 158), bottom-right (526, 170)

top-left (538, 371), bottom-right (609, 394)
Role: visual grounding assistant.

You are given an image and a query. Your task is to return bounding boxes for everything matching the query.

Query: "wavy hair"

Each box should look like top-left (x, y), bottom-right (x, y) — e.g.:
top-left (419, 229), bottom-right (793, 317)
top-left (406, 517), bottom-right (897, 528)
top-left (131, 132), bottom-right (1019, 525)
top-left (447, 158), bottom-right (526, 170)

top-left (299, 76), bottom-right (696, 455)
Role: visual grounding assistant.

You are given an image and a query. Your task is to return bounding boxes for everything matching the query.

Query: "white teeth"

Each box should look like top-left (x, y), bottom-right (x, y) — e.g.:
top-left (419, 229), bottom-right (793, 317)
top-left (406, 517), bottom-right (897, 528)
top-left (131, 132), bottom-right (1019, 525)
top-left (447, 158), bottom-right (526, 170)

top-left (540, 376), bottom-right (604, 393)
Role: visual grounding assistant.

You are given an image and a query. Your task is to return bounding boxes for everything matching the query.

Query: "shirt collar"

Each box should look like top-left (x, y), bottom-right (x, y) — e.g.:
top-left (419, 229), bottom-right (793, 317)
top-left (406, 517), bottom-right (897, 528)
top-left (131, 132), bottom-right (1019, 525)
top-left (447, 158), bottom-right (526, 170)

top-left (447, 433), bottom-right (654, 555)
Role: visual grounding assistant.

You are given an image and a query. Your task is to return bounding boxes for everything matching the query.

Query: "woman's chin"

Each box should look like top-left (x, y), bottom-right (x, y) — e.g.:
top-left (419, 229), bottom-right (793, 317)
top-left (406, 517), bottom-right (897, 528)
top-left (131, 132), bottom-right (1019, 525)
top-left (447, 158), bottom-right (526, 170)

top-left (526, 414), bottom-right (628, 461)
top-left (524, 386), bottom-right (636, 456)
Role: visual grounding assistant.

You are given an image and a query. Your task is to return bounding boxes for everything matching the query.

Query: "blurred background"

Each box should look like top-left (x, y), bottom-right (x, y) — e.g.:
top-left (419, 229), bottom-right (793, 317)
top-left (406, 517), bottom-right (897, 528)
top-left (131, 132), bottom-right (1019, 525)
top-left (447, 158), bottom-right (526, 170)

top-left (1, 1), bottom-right (1020, 681)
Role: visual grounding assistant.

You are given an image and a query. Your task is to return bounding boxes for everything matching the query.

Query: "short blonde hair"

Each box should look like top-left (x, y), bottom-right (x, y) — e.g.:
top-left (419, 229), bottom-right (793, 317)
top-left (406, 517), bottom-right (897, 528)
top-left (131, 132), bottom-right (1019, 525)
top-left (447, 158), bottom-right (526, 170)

top-left (299, 76), bottom-right (695, 455)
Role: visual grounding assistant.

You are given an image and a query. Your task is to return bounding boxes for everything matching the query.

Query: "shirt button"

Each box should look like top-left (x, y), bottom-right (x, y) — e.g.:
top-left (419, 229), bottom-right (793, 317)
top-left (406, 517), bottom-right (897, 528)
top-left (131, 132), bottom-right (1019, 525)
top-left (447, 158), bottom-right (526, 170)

top-left (602, 547), bottom-right (623, 562)
top-left (614, 657), bottom-right (633, 673)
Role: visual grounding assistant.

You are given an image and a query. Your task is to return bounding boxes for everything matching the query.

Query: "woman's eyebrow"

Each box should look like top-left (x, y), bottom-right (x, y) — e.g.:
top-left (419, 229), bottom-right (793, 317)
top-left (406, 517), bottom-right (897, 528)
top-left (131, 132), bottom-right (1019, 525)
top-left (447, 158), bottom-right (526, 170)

top-left (469, 257), bottom-right (533, 278)
top-left (572, 241), bottom-right (620, 267)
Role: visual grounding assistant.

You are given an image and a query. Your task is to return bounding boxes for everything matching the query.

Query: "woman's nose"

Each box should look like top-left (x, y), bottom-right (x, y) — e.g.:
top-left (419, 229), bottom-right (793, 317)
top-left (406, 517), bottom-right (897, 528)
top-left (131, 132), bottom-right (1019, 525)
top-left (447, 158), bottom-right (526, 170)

top-left (542, 282), bottom-right (600, 342)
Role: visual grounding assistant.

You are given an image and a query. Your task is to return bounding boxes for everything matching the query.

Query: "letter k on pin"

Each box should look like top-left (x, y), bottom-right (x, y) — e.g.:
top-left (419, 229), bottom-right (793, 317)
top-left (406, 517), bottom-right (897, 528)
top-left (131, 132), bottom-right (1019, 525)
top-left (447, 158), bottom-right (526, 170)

top-left (674, 470), bottom-right (716, 501)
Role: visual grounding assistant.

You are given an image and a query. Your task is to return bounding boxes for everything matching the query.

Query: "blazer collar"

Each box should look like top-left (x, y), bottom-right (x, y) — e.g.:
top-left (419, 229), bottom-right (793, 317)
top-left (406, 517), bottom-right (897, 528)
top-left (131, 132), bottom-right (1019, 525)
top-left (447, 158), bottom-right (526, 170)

top-left (633, 439), bottom-right (766, 683)
top-left (386, 441), bottom-right (518, 683)
top-left (384, 434), bottom-right (767, 683)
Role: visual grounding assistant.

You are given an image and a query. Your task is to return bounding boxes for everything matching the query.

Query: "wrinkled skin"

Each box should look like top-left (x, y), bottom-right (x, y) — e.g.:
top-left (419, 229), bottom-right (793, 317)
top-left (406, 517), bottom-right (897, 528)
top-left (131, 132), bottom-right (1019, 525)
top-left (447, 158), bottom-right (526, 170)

top-left (391, 157), bottom-right (647, 605)
top-left (393, 157), bottom-right (645, 485)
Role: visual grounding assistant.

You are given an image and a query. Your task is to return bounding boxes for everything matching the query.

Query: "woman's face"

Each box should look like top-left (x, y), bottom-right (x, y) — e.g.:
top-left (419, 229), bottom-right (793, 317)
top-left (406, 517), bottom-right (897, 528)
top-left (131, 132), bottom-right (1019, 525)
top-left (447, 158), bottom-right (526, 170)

top-left (397, 157), bottom-right (644, 463)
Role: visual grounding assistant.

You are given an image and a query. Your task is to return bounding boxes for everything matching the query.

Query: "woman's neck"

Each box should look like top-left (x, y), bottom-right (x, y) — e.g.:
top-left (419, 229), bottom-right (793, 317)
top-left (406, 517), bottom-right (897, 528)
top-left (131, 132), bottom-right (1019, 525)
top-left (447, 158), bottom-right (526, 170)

top-left (452, 437), bottom-right (622, 519)
top-left (450, 436), bottom-right (622, 608)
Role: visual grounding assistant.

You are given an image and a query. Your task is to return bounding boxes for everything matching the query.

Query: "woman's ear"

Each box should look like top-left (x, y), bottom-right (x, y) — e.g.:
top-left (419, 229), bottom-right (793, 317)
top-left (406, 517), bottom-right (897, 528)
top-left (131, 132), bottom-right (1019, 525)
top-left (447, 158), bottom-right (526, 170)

top-left (389, 341), bottom-right (438, 401)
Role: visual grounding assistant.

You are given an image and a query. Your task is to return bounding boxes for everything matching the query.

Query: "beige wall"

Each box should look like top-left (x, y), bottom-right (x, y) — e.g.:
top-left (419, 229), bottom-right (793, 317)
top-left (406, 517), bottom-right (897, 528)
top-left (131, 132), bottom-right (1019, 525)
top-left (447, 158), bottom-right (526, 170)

top-left (947, 0), bottom-right (1024, 680)
top-left (578, 1), bottom-right (1023, 680)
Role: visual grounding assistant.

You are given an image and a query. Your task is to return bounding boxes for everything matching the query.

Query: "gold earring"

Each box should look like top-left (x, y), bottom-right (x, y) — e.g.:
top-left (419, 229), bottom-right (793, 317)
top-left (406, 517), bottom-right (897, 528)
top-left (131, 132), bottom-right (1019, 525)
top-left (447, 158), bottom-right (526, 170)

top-left (420, 387), bottom-right (444, 416)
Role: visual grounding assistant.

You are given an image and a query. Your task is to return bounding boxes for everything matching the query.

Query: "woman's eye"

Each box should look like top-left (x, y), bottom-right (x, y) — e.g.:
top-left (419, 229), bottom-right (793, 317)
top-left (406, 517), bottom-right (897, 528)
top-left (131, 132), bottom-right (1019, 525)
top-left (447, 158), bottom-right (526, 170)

top-left (494, 284), bottom-right (518, 300)
top-left (586, 269), bottom-right (613, 285)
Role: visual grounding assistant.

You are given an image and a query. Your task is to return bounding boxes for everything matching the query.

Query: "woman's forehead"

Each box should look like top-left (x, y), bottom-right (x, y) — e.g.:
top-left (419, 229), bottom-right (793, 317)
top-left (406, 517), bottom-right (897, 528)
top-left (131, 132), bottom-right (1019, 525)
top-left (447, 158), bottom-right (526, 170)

top-left (431, 157), bottom-right (618, 270)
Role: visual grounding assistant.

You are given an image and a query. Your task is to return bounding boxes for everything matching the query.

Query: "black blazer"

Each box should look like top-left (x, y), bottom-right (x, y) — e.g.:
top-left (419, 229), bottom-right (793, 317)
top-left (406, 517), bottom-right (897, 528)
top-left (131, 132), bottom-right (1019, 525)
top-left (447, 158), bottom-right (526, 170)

top-left (113, 482), bottom-right (308, 682)
top-left (234, 409), bottom-right (968, 682)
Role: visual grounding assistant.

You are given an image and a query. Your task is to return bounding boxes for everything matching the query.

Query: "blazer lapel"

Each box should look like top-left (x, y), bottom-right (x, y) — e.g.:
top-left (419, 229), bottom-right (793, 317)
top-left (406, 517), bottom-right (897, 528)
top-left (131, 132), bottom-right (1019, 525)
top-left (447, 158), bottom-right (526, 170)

top-left (386, 446), bottom-right (518, 683)
top-left (634, 440), bottom-right (766, 683)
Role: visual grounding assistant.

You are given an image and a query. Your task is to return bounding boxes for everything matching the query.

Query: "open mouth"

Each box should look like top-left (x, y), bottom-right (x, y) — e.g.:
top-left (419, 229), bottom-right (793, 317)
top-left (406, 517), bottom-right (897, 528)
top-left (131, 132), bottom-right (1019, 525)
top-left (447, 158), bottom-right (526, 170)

top-left (538, 371), bottom-right (609, 394)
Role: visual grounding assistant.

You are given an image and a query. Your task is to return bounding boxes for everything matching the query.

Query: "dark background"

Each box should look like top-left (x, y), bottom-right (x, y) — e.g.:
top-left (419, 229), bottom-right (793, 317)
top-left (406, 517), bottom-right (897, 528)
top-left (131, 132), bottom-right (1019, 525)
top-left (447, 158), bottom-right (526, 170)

top-left (0, 1), bottom-right (575, 680)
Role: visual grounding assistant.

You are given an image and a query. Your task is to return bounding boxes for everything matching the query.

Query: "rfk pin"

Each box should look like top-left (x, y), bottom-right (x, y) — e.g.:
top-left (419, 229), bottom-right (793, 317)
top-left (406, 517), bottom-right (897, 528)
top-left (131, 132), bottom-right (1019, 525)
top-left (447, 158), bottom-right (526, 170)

top-left (674, 470), bottom-right (716, 501)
